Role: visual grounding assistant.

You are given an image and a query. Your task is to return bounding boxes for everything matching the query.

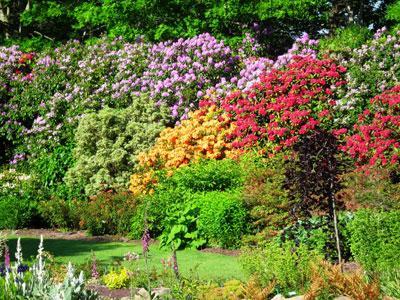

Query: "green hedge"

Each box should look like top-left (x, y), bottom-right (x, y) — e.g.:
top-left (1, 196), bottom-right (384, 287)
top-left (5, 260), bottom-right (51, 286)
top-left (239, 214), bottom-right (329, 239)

top-left (0, 195), bottom-right (39, 229)
top-left (348, 209), bottom-right (400, 272)
top-left (196, 190), bottom-right (247, 249)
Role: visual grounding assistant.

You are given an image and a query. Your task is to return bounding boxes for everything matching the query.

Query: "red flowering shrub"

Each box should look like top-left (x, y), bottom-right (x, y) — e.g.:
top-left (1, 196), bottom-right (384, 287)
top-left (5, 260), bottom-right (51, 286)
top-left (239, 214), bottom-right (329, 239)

top-left (14, 52), bottom-right (35, 79)
top-left (220, 57), bottom-right (347, 150)
top-left (343, 86), bottom-right (400, 167)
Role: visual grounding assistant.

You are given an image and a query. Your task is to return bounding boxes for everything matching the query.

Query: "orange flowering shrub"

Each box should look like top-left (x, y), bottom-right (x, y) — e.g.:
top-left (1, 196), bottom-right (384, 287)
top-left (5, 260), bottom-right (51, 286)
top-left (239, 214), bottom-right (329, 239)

top-left (129, 105), bottom-right (239, 195)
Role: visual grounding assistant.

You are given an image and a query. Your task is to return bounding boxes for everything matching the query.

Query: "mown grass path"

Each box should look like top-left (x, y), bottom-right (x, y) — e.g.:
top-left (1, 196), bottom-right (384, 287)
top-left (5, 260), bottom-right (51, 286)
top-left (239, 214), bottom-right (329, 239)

top-left (6, 233), bottom-right (246, 281)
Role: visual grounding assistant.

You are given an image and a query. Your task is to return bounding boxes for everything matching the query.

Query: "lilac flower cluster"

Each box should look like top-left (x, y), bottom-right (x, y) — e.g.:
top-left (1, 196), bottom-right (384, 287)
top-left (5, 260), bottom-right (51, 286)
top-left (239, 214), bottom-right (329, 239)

top-left (273, 33), bottom-right (319, 69)
top-left (108, 33), bottom-right (240, 120)
top-left (0, 45), bottom-right (22, 85)
top-left (334, 28), bottom-right (400, 111)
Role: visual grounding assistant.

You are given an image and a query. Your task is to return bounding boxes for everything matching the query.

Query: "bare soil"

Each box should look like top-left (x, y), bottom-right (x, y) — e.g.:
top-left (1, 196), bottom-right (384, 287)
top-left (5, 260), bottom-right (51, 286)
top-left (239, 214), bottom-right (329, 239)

top-left (87, 285), bottom-right (131, 299)
top-left (200, 247), bottom-right (241, 256)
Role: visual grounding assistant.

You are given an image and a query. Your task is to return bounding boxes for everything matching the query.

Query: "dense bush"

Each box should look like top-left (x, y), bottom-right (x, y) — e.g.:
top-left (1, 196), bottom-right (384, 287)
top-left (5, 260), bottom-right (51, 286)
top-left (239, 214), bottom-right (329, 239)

top-left (65, 96), bottom-right (169, 196)
top-left (241, 153), bottom-right (290, 240)
top-left (220, 57), bottom-right (347, 150)
top-left (37, 198), bottom-right (81, 230)
top-left (196, 190), bottom-right (247, 249)
top-left (164, 158), bottom-right (244, 193)
top-left (0, 195), bottom-right (39, 229)
top-left (339, 168), bottom-right (400, 210)
top-left (129, 105), bottom-right (238, 195)
top-left (348, 209), bottom-right (400, 273)
top-left (318, 25), bottom-right (371, 54)
top-left (79, 191), bottom-right (139, 236)
top-left (131, 158), bottom-right (245, 241)
top-left (240, 240), bottom-right (322, 293)
top-left (0, 169), bottom-right (42, 229)
top-left (343, 86), bottom-right (400, 168)
top-left (335, 29), bottom-right (400, 119)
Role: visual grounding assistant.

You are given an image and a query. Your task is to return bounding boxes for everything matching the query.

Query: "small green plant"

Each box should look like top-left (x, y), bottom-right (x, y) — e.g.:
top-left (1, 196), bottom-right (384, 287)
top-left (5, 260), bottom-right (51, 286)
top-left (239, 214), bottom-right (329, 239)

top-left (380, 269), bottom-right (400, 299)
top-left (160, 202), bottom-right (206, 250)
top-left (167, 159), bottom-right (244, 193)
top-left (102, 268), bottom-right (130, 289)
top-left (240, 240), bottom-right (322, 294)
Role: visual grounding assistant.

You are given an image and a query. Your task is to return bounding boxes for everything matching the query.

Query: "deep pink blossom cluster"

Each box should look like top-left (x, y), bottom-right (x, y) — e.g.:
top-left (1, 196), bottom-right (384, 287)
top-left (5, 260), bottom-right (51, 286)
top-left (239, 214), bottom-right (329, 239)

top-left (343, 86), bottom-right (400, 167)
top-left (220, 57), bottom-right (347, 150)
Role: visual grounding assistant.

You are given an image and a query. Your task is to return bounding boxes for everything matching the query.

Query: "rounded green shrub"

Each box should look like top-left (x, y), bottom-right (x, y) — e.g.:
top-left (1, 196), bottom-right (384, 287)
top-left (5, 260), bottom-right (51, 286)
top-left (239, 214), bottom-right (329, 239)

top-left (0, 195), bottom-right (39, 229)
top-left (65, 96), bottom-right (170, 196)
top-left (196, 190), bottom-right (247, 249)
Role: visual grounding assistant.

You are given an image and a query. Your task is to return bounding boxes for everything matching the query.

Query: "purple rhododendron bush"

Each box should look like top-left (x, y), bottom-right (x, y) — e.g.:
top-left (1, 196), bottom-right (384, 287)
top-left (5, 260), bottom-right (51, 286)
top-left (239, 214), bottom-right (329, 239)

top-left (0, 23), bottom-right (400, 299)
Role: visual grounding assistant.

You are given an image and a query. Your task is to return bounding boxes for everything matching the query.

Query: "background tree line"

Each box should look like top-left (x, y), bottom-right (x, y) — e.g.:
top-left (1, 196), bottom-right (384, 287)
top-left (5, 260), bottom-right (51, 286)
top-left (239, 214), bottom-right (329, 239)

top-left (0, 0), bottom-right (398, 55)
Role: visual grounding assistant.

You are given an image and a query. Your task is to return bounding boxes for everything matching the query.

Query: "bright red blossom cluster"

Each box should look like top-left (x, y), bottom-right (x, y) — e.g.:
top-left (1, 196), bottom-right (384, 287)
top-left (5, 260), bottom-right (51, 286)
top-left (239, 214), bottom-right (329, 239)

top-left (219, 57), bottom-right (347, 150)
top-left (14, 52), bottom-right (35, 80)
top-left (343, 86), bottom-right (400, 167)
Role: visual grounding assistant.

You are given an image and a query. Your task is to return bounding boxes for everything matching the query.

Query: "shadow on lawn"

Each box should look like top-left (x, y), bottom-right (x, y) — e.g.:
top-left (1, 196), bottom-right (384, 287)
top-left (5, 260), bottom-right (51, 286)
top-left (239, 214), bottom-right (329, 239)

top-left (6, 237), bottom-right (133, 263)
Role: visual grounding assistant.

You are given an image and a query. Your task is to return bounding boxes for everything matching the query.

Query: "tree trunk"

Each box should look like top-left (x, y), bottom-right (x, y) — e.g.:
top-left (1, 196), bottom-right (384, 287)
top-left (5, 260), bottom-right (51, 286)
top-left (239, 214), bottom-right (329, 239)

top-left (332, 196), bottom-right (342, 266)
top-left (0, 1), bottom-right (10, 38)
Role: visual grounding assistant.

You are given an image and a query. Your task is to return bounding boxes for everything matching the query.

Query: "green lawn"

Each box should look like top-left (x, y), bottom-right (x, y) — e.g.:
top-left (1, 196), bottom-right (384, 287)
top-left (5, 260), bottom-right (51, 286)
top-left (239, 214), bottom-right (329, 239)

top-left (6, 236), bottom-right (246, 281)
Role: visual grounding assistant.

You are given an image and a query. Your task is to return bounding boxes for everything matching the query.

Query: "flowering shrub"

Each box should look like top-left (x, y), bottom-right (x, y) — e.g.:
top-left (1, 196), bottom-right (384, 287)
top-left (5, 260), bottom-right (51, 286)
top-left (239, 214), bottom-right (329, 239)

top-left (129, 105), bottom-right (238, 195)
top-left (221, 57), bottom-right (347, 150)
top-left (78, 191), bottom-right (139, 236)
top-left (343, 86), bottom-right (400, 167)
top-left (204, 33), bottom-right (318, 100)
top-left (0, 33), bottom-right (321, 164)
top-left (335, 28), bottom-right (400, 116)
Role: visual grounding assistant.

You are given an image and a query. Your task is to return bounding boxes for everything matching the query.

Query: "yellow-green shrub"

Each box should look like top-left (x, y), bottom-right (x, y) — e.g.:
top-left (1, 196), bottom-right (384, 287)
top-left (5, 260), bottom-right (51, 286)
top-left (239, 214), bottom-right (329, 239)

top-left (102, 268), bottom-right (130, 289)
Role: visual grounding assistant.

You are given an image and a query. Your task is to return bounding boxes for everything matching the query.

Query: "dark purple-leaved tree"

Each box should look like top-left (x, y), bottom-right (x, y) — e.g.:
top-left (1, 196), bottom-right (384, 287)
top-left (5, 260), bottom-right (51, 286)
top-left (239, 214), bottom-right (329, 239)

top-left (284, 130), bottom-right (346, 263)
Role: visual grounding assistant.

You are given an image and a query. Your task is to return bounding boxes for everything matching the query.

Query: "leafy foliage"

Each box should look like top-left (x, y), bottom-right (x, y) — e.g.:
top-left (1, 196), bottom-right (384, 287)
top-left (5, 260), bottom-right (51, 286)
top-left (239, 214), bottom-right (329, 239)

top-left (348, 209), bottom-right (400, 273)
top-left (196, 190), bottom-right (248, 249)
top-left (305, 260), bottom-right (381, 299)
top-left (65, 97), bottom-right (169, 196)
top-left (284, 131), bottom-right (346, 261)
top-left (339, 168), bottom-right (400, 210)
top-left (160, 202), bottom-right (206, 250)
top-left (79, 191), bottom-right (139, 236)
top-left (241, 153), bottom-right (290, 241)
top-left (240, 240), bottom-right (322, 293)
